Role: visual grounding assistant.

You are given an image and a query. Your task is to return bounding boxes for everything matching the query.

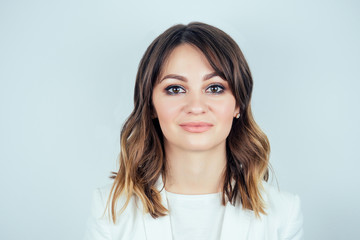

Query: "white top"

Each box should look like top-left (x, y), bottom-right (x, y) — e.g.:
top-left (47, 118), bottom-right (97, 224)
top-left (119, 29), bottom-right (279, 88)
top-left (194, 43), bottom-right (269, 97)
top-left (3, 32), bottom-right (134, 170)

top-left (83, 176), bottom-right (304, 240)
top-left (165, 190), bottom-right (226, 240)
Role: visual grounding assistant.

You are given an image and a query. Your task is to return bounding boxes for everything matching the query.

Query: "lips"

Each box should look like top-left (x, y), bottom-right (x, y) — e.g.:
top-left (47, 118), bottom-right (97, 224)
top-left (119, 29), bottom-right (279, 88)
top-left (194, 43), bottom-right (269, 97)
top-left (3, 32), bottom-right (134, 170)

top-left (179, 122), bottom-right (213, 133)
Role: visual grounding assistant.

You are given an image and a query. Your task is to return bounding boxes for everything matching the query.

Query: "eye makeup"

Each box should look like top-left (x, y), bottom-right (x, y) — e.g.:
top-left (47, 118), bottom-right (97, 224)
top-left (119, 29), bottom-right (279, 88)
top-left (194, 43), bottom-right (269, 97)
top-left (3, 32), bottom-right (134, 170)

top-left (163, 83), bottom-right (226, 95)
top-left (164, 85), bottom-right (186, 95)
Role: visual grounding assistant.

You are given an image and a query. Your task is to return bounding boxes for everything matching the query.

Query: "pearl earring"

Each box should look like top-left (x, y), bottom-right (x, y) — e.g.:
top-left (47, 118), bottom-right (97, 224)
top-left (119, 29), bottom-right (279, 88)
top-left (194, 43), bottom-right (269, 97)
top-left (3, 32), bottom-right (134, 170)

top-left (235, 113), bottom-right (240, 119)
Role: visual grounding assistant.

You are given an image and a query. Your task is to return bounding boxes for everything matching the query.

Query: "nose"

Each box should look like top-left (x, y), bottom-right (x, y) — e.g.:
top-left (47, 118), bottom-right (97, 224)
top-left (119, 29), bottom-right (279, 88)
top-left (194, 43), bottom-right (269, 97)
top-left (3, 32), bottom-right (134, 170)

top-left (184, 91), bottom-right (208, 115)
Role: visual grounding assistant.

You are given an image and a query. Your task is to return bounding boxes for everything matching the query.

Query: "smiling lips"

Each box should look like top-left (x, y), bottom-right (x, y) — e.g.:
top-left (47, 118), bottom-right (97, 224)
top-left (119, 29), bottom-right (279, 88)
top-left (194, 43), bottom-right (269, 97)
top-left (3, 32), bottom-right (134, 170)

top-left (179, 122), bottom-right (214, 133)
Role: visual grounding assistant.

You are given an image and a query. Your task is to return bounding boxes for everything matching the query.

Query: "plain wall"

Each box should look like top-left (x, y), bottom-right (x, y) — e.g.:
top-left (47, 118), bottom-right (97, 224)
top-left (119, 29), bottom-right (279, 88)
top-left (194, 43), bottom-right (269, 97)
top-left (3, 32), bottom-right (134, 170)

top-left (0, 0), bottom-right (359, 239)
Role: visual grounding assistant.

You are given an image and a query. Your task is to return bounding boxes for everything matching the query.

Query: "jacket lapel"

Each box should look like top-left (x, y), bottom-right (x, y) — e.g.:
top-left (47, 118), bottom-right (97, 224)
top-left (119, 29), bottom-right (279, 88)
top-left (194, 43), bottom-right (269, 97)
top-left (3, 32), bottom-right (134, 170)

top-left (219, 178), bottom-right (253, 240)
top-left (220, 200), bottom-right (253, 240)
top-left (143, 174), bottom-right (173, 240)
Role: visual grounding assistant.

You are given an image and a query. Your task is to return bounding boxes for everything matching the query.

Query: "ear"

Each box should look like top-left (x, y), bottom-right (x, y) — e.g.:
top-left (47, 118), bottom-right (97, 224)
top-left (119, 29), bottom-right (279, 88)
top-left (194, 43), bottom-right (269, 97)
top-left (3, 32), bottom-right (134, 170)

top-left (233, 105), bottom-right (240, 117)
top-left (150, 101), bottom-right (158, 119)
top-left (151, 110), bottom-right (158, 119)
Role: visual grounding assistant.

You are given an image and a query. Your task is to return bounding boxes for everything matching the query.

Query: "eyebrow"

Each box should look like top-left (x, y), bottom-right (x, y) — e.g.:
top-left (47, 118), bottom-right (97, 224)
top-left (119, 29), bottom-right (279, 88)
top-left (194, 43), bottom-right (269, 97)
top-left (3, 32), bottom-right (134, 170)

top-left (160, 72), bottom-right (223, 83)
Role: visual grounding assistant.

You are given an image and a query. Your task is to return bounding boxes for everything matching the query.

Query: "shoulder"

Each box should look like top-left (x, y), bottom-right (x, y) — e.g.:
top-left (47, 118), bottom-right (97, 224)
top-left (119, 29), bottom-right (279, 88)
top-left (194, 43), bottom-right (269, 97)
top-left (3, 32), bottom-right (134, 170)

top-left (259, 181), bottom-right (304, 239)
top-left (84, 183), bottom-right (145, 240)
top-left (91, 183), bottom-right (140, 221)
top-left (93, 183), bottom-right (113, 208)
top-left (262, 181), bottom-right (301, 215)
top-left (86, 183), bottom-right (114, 229)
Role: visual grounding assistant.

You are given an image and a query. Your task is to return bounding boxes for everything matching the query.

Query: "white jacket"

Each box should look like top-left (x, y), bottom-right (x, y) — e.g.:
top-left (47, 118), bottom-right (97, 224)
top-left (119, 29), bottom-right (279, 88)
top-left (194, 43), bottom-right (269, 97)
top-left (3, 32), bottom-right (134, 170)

top-left (83, 175), bottom-right (304, 240)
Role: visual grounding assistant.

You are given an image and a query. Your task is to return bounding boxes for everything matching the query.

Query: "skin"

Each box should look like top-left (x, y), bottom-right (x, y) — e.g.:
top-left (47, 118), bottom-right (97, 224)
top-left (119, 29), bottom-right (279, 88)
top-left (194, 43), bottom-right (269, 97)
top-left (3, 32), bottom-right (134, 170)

top-left (152, 43), bottom-right (239, 195)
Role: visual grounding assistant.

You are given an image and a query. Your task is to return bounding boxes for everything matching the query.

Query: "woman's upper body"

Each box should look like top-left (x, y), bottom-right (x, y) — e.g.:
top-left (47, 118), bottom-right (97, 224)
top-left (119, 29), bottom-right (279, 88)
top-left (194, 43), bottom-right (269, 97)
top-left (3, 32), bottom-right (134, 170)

top-left (84, 22), bottom-right (304, 240)
top-left (83, 174), bottom-right (303, 240)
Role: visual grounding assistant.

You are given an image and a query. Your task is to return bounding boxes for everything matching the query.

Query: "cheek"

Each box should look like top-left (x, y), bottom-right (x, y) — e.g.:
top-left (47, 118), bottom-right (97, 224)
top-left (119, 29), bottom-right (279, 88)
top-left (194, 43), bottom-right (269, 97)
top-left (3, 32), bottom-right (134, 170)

top-left (212, 99), bottom-right (236, 138)
top-left (212, 97), bottom-right (236, 121)
top-left (153, 97), bottom-right (181, 124)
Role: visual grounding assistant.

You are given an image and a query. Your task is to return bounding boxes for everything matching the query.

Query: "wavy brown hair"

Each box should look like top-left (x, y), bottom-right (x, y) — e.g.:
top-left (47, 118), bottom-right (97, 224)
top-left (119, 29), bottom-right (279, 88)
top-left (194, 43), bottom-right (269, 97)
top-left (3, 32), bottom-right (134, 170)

top-left (105, 22), bottom-right (271, 223)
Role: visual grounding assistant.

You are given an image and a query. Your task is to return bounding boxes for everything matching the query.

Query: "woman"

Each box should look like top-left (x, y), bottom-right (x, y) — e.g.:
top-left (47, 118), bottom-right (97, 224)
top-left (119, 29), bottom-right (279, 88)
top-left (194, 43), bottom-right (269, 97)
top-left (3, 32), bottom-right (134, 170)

top-left (84, 22), bottom-right (304, 240)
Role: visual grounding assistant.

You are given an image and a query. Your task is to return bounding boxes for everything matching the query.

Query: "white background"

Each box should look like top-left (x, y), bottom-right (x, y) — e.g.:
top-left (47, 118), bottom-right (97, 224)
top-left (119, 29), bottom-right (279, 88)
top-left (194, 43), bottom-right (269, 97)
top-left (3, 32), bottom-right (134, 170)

top-left (0, 0), bottom-right (359, 239)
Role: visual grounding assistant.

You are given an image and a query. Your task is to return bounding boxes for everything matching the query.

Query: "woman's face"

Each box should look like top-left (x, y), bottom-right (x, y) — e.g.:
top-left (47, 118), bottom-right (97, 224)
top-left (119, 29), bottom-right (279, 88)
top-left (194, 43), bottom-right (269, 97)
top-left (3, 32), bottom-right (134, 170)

top-left (152, 44), bottom-right (239, 152)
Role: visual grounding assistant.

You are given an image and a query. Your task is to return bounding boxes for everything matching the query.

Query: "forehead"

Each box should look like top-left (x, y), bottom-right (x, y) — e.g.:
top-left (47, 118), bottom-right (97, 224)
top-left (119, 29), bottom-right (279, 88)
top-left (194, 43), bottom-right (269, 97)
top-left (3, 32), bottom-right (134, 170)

top-left (159, 43), bottom-right (214, 76)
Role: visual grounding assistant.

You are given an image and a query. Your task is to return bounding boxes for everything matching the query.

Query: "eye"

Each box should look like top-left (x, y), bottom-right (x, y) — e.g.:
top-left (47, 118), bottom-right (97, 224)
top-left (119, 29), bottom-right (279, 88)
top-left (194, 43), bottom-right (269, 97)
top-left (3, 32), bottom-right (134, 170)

top-left (165, 85), bottom-right (186, 95)
top-left (205, 84), bottom-right (225, 94)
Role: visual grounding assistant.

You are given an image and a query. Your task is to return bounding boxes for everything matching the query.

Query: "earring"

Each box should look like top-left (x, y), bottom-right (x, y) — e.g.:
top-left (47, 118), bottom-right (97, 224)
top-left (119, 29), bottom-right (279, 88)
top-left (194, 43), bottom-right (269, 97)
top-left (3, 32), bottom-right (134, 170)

top-left (235, 113), bottom-right (240, 119)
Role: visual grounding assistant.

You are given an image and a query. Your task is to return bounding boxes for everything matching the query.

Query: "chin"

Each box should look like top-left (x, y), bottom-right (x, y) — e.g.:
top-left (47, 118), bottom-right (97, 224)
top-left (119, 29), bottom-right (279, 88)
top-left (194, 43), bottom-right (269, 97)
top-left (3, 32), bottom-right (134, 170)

top-left (179, 141), bottom-right (221, 152)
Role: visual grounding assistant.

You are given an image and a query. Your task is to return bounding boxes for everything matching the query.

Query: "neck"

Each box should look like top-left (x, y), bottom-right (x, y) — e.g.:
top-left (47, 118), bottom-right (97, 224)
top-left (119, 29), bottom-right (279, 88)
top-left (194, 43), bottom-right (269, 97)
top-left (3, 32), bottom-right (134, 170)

top-left (164, 141), bottom-right (227, 195)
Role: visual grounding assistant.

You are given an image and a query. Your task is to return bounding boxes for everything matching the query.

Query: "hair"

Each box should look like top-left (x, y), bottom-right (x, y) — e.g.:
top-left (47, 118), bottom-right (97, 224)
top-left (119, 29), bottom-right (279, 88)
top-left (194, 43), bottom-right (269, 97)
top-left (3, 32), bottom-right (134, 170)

top-left (104, 21), bottom-right (271, 223)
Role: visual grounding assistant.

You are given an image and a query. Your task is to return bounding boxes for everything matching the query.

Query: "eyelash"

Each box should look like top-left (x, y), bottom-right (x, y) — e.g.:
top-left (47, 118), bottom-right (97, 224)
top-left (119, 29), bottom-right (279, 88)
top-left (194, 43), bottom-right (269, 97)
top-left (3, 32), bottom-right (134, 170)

top-left (164, 84), bottom-right (225, 95)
